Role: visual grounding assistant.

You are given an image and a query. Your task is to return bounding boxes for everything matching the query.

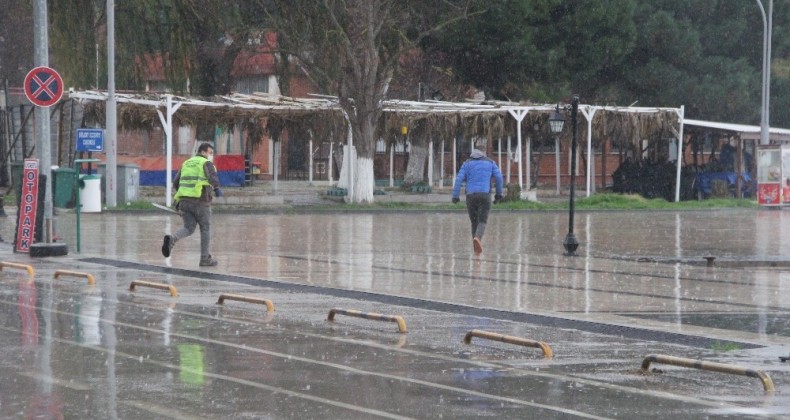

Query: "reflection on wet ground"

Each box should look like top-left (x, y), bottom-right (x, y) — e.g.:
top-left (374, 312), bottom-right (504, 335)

top-left (625, 312), bottom-right (790, 337)
top-left (0, 208), bottom-right (788, 418)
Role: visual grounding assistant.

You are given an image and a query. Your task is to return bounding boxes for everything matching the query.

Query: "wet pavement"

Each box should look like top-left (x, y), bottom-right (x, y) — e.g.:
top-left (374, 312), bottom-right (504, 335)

top-left (1, 207), bottom-right (789, 418)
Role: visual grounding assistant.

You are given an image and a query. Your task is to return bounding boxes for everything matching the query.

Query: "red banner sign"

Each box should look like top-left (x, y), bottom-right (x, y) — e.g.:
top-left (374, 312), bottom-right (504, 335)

top-left (15, 159), bottom-right (40, 252)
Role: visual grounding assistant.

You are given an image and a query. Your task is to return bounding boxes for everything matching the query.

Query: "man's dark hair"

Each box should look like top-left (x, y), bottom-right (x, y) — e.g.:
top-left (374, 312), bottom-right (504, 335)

top-left (197, 142), bottom-right (214, 154)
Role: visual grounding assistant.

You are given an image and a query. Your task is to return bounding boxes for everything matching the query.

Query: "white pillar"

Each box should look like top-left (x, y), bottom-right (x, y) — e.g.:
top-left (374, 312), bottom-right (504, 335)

top-left (389, 144), bottom-right (394, 187)
top-left (440, 139), bottom-right (445, 188)
top-left (517, 122), bottom-right (523, 190)
top-left (428, 140), bottom-right (434, 188)
top-left (274, 140), bottom-right (279, 193)
top-left (497, 138), bottom-right (502, 172)
top-left (675, 105), bottom-right (685, 202)
top-left (328, 142), bottom-right (334, 184)
top-left (526, 135), bottom-right (531, 189)
top-left (157, 94), bottom-right (181, 207)
top-left (507, 136), bottom-right (512, 184)
top-left (507, 110), bottom-right (528, 191)
top-left (580, 106), bottom-right (597, 197)
top-left (452, 137), bottom-right (457, 186)
top-left (308, 138), bottom-right (314, 183)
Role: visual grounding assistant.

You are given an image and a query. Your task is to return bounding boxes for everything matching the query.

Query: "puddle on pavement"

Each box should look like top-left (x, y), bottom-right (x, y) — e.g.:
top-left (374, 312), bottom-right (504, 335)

top-left (623, 312), bottom-right (790, 337)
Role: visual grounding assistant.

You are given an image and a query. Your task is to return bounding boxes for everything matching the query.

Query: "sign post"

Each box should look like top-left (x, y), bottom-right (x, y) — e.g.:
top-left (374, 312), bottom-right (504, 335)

top-left (28, 1), bottom-right (68, 257)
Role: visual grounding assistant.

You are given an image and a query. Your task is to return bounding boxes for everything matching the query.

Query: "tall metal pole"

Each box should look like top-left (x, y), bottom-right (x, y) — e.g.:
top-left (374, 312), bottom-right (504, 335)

top-left (563, 95), bottom-right (580, 256)
top-left (33, 0), bottom-right (53, 242)
top-left (106, 0), bottom-right (117, 206)
top-left (756, 0), bottom-right (773, 146)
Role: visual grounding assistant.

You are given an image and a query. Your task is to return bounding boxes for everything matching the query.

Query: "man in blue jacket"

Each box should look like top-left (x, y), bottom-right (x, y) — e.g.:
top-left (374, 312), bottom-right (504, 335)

top-left (452, 146), bottom-right (504, 254)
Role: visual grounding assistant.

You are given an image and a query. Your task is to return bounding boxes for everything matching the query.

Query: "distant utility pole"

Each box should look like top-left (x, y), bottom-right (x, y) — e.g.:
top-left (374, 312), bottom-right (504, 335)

top-left (106, 0), bottom-right (117, 206)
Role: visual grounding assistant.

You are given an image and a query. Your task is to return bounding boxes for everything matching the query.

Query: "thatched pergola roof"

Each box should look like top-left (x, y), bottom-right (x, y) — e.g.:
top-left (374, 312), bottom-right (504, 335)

top-left (70, 90), bottom-right (688, 200)
top-left (70, 90), bottom-right (683, 153)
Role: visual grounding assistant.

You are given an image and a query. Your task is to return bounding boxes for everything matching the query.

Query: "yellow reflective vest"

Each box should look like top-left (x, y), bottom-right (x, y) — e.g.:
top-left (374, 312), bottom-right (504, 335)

top-left (174, 155), bottom-right (210, 200)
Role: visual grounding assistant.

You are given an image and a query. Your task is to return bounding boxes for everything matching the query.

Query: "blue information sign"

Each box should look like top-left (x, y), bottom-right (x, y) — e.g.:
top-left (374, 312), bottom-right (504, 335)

top-left (76, 129), bottom-right (104, 152)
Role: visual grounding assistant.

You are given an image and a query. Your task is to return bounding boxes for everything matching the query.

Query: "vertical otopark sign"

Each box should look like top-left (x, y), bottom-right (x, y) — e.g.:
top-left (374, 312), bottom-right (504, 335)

top-left (15, 159), bottom-right (40, 253)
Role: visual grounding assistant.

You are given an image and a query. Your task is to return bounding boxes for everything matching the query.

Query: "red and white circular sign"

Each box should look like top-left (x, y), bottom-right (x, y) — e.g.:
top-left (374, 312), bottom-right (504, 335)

top-left (24, 66), bottom-right (64, 107)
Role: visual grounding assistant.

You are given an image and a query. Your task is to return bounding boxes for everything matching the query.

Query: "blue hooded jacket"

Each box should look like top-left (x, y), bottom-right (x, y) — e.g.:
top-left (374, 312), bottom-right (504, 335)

top-left (452, 149), bottom-right (504, 198)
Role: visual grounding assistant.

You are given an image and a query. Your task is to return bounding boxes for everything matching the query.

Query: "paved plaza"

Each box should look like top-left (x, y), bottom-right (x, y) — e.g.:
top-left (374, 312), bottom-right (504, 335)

top-left (0, 207), bottom-right (789, 418)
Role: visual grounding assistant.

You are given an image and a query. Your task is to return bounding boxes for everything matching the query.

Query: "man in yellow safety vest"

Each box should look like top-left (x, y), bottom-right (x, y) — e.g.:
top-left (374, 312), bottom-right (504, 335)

top-left (162, 142), bottom-right (223, 266)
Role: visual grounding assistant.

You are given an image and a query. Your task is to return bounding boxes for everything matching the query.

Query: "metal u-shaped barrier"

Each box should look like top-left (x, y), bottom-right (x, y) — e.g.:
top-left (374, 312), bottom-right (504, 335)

top-left (327, 308), bottom-right (407, 333)
top-left (0, 261), bottom-right (35, 278)
top-left (53, 269), bottom-right (95, 285)
top-left (129, 280), bottom-right (178, 297)
top-left (641, 354), bottom-right (775, 392)
top-left (463, 330), bottom-right (553, 358)
top-left (216, 293), bottom-right (275, 312)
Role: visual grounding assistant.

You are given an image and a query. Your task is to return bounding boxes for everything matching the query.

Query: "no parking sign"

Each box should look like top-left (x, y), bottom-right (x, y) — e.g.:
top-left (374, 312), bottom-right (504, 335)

top-left (24, 66), bottom-right (64, 107)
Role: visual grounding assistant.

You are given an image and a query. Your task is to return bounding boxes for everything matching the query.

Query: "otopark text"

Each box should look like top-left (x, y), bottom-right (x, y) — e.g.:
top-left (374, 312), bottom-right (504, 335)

top-left (15, 159), bottom-right (40, 253)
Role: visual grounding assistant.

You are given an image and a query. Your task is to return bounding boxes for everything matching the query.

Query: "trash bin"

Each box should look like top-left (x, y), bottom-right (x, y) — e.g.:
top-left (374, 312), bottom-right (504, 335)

top-left (79, 174), bottom-right (102, 213)
top-left (52, 167), bottom-right (77, 208)
top-left (10, 161), bottom-right (23, 194)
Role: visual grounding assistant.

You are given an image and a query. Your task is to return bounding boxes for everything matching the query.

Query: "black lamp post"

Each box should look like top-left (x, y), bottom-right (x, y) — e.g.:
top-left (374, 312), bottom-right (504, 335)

top-left (548, 95), bottom-right (580, 256)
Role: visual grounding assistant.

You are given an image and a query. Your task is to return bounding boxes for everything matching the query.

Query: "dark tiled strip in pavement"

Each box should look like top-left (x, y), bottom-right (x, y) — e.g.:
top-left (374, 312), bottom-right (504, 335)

top-left (81, 257), bottom-right (763, 350)
top-left (283, 255), bottom-right (788, 313)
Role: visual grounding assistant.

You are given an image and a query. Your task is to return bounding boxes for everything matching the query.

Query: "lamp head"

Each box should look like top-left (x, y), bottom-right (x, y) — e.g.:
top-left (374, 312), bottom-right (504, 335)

top-left (549, 105), bottom-right (565, 134)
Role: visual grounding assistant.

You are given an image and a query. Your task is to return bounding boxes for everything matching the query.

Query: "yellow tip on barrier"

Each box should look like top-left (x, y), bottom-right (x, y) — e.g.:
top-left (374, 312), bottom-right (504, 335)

top-left (53, 269), bottom-right (95, 285)
top-left (327, 308), bottom-right (407, 334)
top-left (0, 262), bottom-right (35, 278)
top-left (129, 280), bottom-right (178, 297)
top-left (216, 293), bottom-right (275, 312)
top-left (463, 329), bottom-right (553, 358)
top-left (641, 354), bottom-right (775, 393)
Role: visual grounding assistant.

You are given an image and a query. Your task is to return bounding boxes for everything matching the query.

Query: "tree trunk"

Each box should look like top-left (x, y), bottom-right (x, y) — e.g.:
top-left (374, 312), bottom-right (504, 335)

top-left (342, 102), bottom-right (377, 204)
top-left (403, 143), bottom-right (428, 185)
top-left (342, 104), bottom-right (379, 203)
top-left (337, 145), bottom-right (354, 189)
top-left (351, 157), bottom-right (375, 203)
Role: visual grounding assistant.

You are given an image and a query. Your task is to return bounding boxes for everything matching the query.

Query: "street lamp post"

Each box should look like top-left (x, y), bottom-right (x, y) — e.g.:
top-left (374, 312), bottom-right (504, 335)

top-left (756, 0), bottom-right (773, 146)
top-left (549, 95), bottom-right (580, 256)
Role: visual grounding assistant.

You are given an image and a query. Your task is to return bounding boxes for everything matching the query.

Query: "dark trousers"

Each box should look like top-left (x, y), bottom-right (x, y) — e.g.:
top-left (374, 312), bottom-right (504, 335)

top-left (466, 192), bottom-right (491, 239)
top-left (173, 199), bottom-right (212, 258)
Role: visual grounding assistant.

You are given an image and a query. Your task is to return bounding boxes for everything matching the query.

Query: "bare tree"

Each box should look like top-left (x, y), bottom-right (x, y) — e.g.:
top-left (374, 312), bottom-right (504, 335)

top-left (0, 0), bottom-right (33, 84)
top-left (263, 0), bottom-right (476, 203)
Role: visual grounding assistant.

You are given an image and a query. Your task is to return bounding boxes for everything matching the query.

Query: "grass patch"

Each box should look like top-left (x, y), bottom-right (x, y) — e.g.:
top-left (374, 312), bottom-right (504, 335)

top-left (2, 196), bottom-right (16, 206)
top-left (499, 193), bottom-right (757, 211)
top-left (103, 193), bottom-right (759, 212)
top-left (710, 341), bottom-right (742, 352)
top-left (492, 199), bottom-right (558, 211)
